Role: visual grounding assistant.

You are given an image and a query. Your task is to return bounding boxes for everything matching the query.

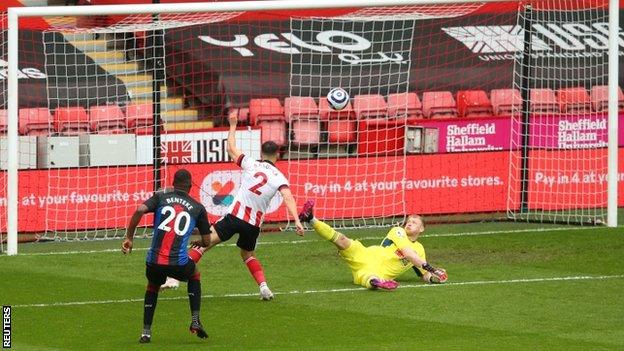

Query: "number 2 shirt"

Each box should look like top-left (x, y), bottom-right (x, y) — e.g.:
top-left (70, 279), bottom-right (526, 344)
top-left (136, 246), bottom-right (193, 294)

top-left (229, 154), bottom-right (289, 227)
top-left (144, 189), bottom-right (211, 266)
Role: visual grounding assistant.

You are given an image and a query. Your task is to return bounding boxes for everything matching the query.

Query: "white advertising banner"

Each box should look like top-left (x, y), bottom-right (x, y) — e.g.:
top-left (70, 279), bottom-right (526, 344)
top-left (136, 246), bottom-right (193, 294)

top-left (136, 128), bottom-right (262, 165)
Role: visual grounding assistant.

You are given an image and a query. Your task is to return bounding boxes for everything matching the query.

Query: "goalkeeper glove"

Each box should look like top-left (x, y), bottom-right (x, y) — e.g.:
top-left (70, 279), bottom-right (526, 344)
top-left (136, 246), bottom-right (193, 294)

top-left (422, 263), bottom-right (448, 284)
top-left (429, 268), bottom-right (448, 284)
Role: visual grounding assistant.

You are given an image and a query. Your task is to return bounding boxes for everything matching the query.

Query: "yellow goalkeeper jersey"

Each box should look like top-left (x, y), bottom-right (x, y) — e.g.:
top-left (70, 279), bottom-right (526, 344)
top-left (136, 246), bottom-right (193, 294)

top-left (373, 227), bottom-right (427, 280)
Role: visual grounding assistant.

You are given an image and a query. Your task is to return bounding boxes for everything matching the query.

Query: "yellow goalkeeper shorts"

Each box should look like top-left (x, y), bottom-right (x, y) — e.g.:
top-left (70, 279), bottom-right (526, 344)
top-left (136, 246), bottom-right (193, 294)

top-left (338, 240), bottom-right (381, 289)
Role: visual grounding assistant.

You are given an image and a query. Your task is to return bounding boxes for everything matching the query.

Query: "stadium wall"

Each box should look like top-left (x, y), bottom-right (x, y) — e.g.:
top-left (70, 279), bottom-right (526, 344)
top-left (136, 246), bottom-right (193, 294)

top-left (2, 148), bottom-right (624, 233)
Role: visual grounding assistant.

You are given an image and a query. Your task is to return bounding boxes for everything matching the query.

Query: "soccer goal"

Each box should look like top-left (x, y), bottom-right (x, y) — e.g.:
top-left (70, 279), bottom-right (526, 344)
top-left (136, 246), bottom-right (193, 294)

top-left (2, 0), bottom-right (620, 255)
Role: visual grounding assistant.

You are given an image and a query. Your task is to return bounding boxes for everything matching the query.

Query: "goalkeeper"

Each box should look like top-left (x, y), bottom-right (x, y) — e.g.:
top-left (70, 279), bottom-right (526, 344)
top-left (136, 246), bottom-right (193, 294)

top-left (298, 200), bottom-right (447, 290)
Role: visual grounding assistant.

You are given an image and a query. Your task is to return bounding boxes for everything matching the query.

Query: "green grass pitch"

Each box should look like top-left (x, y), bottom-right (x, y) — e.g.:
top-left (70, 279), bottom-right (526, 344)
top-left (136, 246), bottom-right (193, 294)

top-left (1, 221), bottom-right (623, 350)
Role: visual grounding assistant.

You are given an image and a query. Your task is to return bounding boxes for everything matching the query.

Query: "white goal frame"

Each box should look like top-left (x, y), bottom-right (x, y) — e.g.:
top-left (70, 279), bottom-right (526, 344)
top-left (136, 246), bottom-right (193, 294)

top-left (5, 0), bottom-right (620, 255)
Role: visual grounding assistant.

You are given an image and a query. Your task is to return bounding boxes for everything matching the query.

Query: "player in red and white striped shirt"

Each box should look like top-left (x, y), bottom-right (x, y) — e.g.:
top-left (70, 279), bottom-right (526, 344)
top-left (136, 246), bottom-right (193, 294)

top-left (168, 113), bottom-right (304, 300)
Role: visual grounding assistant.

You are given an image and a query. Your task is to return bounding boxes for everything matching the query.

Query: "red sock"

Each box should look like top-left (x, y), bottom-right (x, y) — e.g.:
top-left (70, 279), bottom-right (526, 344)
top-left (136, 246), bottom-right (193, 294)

top-left (188, 246), bottom-right (204, 263)
top-left (244, 257), bottom-right (266, 285)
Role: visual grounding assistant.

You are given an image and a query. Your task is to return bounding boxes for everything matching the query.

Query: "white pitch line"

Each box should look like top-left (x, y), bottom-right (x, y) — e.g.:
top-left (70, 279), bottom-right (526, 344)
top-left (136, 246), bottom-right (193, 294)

top-left (11, 274), bottom-right (624, 308)
top-left (5, 225), bottom-right (611, 257)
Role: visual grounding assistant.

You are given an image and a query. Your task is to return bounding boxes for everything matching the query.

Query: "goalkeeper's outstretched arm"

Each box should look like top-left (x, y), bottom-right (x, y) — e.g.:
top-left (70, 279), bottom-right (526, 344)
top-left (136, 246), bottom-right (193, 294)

top-left (400, 246), bottom-right (447, 283)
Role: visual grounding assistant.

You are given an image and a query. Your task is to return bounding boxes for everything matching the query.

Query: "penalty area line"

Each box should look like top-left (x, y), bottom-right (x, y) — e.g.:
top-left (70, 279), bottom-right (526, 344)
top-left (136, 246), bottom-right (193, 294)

top-left (12, 274), bottom-right (624, 308)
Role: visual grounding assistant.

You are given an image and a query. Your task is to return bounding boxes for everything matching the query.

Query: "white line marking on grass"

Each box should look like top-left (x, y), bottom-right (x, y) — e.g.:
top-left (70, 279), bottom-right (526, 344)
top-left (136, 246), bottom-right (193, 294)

top-left (12, 274), bottom-right (624, 308)
top-left (6, 225), bottom-right (612, 257)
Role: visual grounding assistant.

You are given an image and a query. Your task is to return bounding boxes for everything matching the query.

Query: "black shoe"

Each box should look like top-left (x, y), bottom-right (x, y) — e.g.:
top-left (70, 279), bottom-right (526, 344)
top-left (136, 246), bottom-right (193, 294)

top-left (139, 334), bottom-right (151, 343)
top-left (298, 200), bottom-right (315, 223)
top-left (190, 322), bottom-right (208, 339)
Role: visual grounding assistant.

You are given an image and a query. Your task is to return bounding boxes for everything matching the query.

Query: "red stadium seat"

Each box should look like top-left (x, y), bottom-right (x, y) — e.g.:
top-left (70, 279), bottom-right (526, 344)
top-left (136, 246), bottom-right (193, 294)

top-left (318, 98), bottom-right (356, 121)
top-left (422, 91), bottom-right (457, 119)
top-left (387, 92), bottom-right (423, 119)
top-left (18, 108), bottom-right (53, 136)
top-left (590, 85), bottom-right (624, 112)
top-left (285, 97), bottom-right (320, 145)
top-left (327, 120), bottom-right (357, 143)
top-left (357, 119), bottom-right (404, 155)
top-left (491, 88), bottom-right (522, 117)
top-left (89, 104), bottom-right (126, 134)
top-left (259, 120), bottom-right (287, 146)
top-left (353, 94), bottom-right (387, 119)
top-left (249, 99), bottom-right (286, 146)
top-left (558, 87), bottom-right (591, 113)
top-left (318, 97), bottom-right (356, 143)
top-left (284, 97), bottom-right (319, 122)
top-left (0, 110), bottom-right (6, 134)
top-left (54, 107), bottom-right (90, 135)
top-left (249, 98), bottom-right (285, 125)
top-left (238, 107), bottom-right (250, 125)
top-left (227, 107), bottom-right (251, 126)
top-left (456, 90), bottom-right (493, 118)
top-left (126, 102), bottom-right (153, 134)
top-left (291, 120), bottom-right (320, 145)
top-left (530, 88), bottom-right (558, 113)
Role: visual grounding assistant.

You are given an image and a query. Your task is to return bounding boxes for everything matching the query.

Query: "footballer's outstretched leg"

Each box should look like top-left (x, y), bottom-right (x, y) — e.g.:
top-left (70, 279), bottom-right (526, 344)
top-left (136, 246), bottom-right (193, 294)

top-left (301, 200), bottom-right (349, 249)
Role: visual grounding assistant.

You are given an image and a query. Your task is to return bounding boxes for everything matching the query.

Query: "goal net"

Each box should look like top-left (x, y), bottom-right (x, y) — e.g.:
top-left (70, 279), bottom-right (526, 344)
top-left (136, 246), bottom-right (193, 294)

top-left (507, 0), bottom-right (618, 224)
top-left (1, 0), bottom-right (620, 249)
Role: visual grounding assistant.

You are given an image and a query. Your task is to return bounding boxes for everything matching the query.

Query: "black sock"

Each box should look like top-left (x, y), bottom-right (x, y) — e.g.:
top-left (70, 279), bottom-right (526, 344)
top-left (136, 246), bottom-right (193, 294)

top-left (188, 278), bottom-right (201, 323)
top-left (143, 285), bottom-right (159, 331)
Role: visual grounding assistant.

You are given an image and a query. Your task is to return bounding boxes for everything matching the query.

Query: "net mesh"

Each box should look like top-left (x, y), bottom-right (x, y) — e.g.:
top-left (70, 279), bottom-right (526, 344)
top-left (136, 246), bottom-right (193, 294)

top-left (0, 0), bottom-right (620, 245)
top-left (507, 0), bottom-right (612, 224)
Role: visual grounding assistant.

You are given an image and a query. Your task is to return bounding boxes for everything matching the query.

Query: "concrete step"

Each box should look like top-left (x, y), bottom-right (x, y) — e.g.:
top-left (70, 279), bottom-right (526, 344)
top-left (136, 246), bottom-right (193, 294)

top-left (164, 121), bottom-right (214, 131)
top-left (128, 86), bottom-right (168, 100)
top-left (69, 39), bottom-right (108, 52)
top-left (86, 51), bottom-right (126, 64)
top-left (132, 97), bottom-right (184, 111)
top-left (62, 32), bottom-right (97, 42)
top-left (117, 74), bottom-right (153, 88)
top-left (100, 62), bottom-right (139, 75)
top-left (162, 109), bottom-right (199, 123)
top-left (21, 0), bottom-right (49, 6)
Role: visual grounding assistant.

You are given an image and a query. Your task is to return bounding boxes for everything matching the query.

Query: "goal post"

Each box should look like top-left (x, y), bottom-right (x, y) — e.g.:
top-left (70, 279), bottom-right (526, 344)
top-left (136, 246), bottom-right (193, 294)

top-left (4, 0), bottom-right (621, 255)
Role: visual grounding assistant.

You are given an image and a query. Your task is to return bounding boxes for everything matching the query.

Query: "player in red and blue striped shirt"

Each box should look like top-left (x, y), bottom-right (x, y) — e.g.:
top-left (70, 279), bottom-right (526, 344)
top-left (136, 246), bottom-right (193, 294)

top-left (122, 169), bottom-right (211, 343)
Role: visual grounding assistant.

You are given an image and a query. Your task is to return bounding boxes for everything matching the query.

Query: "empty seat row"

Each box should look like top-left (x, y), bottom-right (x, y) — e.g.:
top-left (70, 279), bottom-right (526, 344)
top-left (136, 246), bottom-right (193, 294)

top-left (244, 85), bottom-right (624, 147)
top-left (0, 103), bottom-right (157, 136)
top-left (247, 86), bottom-right (624, 126)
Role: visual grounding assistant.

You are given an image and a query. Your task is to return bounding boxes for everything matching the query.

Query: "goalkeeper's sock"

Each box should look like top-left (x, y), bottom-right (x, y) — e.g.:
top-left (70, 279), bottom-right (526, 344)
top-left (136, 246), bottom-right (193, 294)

top-left (244, 256), bottom-right (266, 285)
top-left (188, 246), bottom-right (205, 263)
top-left (312, 219), bottom-right (340, 243)
top-left (143, 284), bottom-right (159, 331)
